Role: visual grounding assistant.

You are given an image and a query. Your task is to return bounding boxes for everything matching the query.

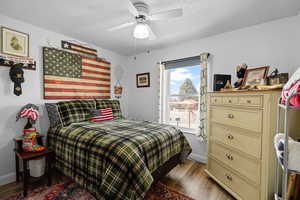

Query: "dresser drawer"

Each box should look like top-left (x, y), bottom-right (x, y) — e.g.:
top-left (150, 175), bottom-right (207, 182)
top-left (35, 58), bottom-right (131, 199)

top-left (208, 158), bottom-right (260, 200)
top-left (239, 96), bottom-right (262, 107)
top-left (211, 96), bottom-right (223, 105)
top-left (223, 96), bottom-right (238, 105)
top-left (210, 107), bottom-right (262, 132)
top-left (210, 123), bottom-right (261, 158)
top-left (210, 142), bottom-right (260, 184)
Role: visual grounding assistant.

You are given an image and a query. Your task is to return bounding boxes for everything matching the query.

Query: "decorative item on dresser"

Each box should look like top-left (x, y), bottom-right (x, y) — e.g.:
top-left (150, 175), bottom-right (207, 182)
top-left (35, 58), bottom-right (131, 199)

top-left (213, 74), bottom-right (231, 91)
top-left (242, 66), bottom-right (269, 87)
top-left (205, 90), bottom-right (281, 200)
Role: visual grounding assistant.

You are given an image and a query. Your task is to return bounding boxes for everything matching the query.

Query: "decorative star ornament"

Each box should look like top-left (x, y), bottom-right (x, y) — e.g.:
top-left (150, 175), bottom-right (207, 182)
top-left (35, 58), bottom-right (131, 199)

top-left (63, 43), bottom-right (69, 49)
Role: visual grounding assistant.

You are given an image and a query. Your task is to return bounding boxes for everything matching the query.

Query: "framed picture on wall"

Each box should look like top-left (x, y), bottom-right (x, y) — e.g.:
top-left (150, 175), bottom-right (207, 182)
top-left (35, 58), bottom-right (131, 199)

top-left (1, 27), bottom-right (29, 57)
top-left (242, 66), bottom-right (269, 86)
top-left (136, 72), bottom-right (150, 88)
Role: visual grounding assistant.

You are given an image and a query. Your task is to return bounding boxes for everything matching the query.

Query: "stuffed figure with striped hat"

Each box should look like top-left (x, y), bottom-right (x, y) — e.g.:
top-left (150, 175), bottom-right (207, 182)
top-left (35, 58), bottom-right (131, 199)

top-left (16, 104), bottom-right (45, 152)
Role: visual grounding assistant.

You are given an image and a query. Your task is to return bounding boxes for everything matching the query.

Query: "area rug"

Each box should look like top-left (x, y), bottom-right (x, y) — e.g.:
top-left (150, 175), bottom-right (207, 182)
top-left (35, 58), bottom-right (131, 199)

top-left (2, 178), bottom-right (194, 200)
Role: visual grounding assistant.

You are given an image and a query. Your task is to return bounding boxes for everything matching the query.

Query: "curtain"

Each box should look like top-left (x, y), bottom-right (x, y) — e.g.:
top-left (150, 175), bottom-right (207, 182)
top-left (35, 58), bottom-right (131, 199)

top-left (158, 63), bottom-right (165, 123)
top-left (198, 53), bottom-right (210, 142)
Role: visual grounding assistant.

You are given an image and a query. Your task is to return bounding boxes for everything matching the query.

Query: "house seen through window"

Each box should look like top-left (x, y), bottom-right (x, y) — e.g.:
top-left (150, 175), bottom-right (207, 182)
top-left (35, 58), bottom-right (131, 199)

top-left (163, 60), bottom-right (201, 134)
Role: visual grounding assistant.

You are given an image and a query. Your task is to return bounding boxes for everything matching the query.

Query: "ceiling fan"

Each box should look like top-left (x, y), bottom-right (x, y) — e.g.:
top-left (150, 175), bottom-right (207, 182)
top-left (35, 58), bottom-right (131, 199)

top-left (108, 0), bottom-right (183, 40)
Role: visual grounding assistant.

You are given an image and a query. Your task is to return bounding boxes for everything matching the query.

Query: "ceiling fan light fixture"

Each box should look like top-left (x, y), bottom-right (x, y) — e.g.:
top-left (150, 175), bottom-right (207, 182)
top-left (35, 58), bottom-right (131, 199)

top-left (133, 23), bottom-right (149, 39)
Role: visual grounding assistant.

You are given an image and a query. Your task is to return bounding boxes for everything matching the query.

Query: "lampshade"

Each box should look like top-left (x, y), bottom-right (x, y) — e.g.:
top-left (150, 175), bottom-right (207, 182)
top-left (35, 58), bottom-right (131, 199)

top-left (133, 23), bottom-right (149, 39)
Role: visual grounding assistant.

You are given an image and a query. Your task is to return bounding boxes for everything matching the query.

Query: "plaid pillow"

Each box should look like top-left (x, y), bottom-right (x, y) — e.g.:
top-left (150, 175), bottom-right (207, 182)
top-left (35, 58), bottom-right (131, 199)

top-left (94, 99), bottom-right (123, 119)
top-left (57, 100), bottom-right (96, 126)
top-left (45, 103), bottom-right (62, 128)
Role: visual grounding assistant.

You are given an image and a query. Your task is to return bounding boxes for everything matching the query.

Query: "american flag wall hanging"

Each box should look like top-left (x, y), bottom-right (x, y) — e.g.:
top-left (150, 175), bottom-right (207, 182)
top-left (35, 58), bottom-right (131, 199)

top-left (61, 41), bottom-right (97, 57)
top-left (43, 47), bottom-right (111, 99)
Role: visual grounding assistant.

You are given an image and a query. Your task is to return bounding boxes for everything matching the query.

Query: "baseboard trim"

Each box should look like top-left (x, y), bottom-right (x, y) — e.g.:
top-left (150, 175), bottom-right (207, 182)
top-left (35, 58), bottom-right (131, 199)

top-left (189, 153), bottom-right (207, 164)
top-left (0, 172), bottom-right (15, 186)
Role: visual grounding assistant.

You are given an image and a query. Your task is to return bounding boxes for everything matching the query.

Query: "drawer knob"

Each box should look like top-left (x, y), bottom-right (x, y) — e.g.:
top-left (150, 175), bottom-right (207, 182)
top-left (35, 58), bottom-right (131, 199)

top-left (227, 134), bottom-right (234, 140)
top-left (214, 99), bottom-right (217, 102)
top-left (247, 100), bottom-right (252, 103)
top-left (226, 174), bottom-right (233, 181)
top-left (228, 100), bottom-right (232, 103)
top-left (226, 154), bottom-right (234, 160)
top-left (227, 114), bottom-right (234, 119)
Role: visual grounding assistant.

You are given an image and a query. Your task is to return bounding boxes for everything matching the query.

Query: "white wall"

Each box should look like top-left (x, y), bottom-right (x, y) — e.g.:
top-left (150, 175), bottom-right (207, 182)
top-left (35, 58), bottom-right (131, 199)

top-left (124, 14), bottom-right (300, 163)
top-left (0, 14), bottom-right (127, 185)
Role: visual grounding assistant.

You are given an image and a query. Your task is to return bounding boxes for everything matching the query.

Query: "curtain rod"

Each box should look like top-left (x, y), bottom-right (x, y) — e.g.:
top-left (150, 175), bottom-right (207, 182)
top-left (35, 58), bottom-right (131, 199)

top-left (160, 55), bottom-right (200, 65)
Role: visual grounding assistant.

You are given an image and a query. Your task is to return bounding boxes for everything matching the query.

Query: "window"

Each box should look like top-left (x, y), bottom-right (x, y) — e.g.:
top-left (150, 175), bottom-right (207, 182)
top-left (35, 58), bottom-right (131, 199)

top-left (161, 56), bottom-right (200, 134)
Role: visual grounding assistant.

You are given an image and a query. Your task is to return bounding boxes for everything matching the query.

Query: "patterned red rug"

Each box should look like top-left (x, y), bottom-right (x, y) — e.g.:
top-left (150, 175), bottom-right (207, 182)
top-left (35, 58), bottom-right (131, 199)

top-left (2, 179), bottom-right (194, 200)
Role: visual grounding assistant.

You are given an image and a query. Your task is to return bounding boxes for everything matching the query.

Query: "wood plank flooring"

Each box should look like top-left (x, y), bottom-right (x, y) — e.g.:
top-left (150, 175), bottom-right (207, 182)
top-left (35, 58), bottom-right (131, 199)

top-left (0, 159), bottom-right (234, 200)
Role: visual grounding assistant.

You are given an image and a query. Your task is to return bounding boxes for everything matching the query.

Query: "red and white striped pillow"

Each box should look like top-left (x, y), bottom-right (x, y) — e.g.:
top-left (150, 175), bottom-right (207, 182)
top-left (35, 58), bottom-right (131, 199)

top-left (91, 108), bottom-right (114, 122)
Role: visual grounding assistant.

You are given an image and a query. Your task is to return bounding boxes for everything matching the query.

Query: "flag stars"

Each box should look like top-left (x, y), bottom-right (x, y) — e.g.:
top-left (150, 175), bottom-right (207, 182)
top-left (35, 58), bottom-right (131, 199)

top-left (63, 43), bottom-right (69, 49)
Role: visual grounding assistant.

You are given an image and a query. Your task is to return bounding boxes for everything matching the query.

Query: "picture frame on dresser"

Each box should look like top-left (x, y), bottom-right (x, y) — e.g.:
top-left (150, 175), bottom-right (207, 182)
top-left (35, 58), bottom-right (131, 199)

top-left (1, 27), bottom-right (29, 57)
top-left (242, 66), bottom-right (269, 87)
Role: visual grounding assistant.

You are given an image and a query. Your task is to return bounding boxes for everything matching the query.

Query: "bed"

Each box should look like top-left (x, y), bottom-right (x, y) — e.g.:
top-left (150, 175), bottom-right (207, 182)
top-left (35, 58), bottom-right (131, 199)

top-left (46, 99), bottom-right (192, 200)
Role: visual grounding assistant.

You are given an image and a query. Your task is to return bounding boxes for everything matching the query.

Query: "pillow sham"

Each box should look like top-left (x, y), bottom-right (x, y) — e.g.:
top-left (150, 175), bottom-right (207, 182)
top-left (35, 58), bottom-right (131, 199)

top-left (94, 99), bottom-right (123, 119)
top-left (90, 107), bottom-right (114, 122)
top-left (45, 103), bottom-right (62, 128)
top-left (57, 100), bottom-right (96, 126)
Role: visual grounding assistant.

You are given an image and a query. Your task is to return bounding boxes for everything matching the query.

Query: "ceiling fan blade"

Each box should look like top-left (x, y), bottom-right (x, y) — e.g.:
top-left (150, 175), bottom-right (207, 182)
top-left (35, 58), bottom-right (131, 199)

top-left (127, 0), bottom-right (139, 16)
top-left (146, 24), bottom-right (157, 40)
top-left (149, 8), bottom-right (183, 21)
top-left (108, 22), bottom-right (135, 32)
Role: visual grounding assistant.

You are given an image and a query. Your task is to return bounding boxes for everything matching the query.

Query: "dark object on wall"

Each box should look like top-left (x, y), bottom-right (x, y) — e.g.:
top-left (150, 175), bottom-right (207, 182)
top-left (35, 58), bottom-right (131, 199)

top-left (0, 54), bottom-right (36, 70)
top-left (213, 74), bottom-right (231, 91)
top-left (267, 68), bottom-right (289, 85)
top-left (9, 63), bottom-right (24, 96)
top-left (234, 63), bottom-right (247, 88)
top-left (136, 72), bottom-right (150, 88)
top-left (61, 41), bottom-right (97, 57)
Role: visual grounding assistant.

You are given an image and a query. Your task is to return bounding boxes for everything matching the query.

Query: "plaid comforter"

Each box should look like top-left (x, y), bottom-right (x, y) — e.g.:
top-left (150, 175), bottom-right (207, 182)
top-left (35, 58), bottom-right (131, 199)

top-left (47, 119), bottom-right (192, 200)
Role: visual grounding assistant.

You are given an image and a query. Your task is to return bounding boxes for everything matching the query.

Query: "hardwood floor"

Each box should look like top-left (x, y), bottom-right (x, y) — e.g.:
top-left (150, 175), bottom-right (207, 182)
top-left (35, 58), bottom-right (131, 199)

top-left (162, 159), bottom-right (235, 200)
top-left (0, 159), bottom-right (234, 200)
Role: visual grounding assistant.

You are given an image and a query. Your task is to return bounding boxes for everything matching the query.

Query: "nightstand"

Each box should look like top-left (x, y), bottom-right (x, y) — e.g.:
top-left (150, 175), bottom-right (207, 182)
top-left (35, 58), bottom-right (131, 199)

top-left (14, 135), bottom-right (54, 197)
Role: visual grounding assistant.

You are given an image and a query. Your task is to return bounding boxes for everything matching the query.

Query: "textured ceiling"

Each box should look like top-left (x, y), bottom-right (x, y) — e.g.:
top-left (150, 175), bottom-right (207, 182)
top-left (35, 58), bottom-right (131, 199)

top-left (0, 0), bottom-right (300, 56)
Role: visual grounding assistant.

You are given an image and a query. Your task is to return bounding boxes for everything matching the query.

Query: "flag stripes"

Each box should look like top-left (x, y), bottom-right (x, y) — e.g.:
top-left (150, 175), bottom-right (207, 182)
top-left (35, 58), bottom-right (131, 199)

top-left (91, 108), bottom-right (114, 122)
top-left (43, 47), bottom-right (111, 99)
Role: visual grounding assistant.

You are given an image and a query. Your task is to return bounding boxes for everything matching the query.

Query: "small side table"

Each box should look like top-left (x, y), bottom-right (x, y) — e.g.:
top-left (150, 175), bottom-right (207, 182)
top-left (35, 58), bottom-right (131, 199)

top-left (14, 136), bottom-right (54, 197)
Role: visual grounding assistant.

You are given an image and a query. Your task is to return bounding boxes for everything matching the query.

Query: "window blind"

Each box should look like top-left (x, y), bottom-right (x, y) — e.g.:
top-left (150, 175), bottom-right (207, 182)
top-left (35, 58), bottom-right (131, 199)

top-left (162, 56), bottom-right (200, 70)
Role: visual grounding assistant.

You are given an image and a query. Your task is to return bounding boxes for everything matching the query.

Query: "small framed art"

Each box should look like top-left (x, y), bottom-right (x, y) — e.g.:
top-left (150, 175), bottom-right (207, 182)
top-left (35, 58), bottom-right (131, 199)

top-left (242, 66), bottom-right (269, 86)
top-left (136, 72), bottom-right (150, 88)
top-left (1, 27), bottom-right (29, 57)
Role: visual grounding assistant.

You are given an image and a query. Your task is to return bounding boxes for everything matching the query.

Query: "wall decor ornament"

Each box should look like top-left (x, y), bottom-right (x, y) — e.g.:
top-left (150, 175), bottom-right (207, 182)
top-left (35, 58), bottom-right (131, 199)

top-left (114, 84), bottom-right (123, 99)
top-left (114, 65), bottom-right (124, 98)
top-left (1, 27), bottom-right (29, 57)
top-left (9, 63), bottom-right (24, 96)
top-left (43, 47), bottom-right (111, 99)
top-left (136, 72), bottom-right (150, 88)
top-left (0, 54), bottom-right (36, 70)
top-left (61, 40), bottom-right (97, 57)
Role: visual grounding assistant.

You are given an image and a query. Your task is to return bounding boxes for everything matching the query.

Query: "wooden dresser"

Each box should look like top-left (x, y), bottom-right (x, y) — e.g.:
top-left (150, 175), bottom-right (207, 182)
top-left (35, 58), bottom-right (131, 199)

top-left (205, 91), bottom-right (281, 200)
